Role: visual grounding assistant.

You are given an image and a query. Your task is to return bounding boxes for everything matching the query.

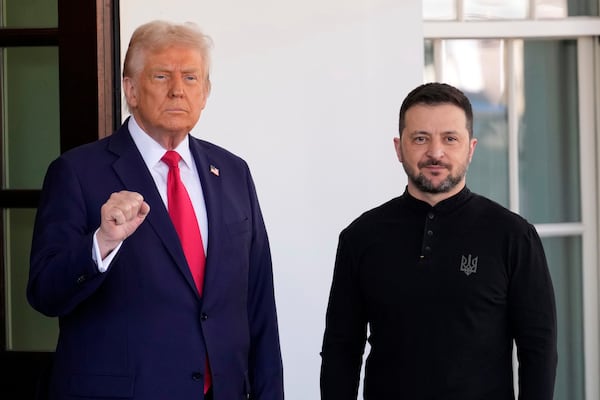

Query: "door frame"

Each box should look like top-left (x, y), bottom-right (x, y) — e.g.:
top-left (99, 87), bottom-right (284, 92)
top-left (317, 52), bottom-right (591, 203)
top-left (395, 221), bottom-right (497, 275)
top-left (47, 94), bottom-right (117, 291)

top-left (0, 1), bottom-right (120, 398)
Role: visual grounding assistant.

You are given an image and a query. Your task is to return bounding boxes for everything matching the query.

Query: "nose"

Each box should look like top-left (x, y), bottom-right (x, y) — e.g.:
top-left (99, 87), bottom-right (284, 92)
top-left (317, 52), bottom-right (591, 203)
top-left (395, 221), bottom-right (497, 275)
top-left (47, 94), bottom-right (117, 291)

top-left (169, 75), bottom-right (184, 98)
top-left (426, 138), bottom-right (444, 159)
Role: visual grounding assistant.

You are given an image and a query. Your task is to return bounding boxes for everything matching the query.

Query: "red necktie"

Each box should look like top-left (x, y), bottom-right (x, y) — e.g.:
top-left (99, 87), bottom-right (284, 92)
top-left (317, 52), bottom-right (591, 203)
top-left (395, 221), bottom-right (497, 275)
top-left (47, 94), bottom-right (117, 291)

top-left (161, 150), bottom-right (211, 393)
top-left (162, 150), bottom-right (206, 293)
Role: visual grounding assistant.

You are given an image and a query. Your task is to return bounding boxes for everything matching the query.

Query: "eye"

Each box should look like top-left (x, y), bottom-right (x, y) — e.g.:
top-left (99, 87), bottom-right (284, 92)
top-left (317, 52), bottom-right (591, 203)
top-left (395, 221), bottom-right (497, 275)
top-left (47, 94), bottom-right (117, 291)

top-left (153, 73), bottom-right (167, 81)
top-left (445, 136), bottom-right (458, 143)
top-left (184, 74), bottom-right (198, 82)
top-left (413, 136), bottom-right (427, 144)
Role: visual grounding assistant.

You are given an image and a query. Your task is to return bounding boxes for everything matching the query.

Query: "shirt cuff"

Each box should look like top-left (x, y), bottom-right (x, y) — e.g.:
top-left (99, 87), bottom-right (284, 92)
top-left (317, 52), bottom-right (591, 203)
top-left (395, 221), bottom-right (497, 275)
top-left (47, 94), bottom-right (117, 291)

top-left (92, 229), bottom-right (123, 273)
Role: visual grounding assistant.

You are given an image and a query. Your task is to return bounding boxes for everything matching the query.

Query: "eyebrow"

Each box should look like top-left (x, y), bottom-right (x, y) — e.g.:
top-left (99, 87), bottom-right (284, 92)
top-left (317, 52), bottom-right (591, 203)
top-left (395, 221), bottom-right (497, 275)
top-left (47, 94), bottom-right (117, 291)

top-left (410, 130), bottom-right (462, 135)
top-left (150, 65), bottom-right (203, 73)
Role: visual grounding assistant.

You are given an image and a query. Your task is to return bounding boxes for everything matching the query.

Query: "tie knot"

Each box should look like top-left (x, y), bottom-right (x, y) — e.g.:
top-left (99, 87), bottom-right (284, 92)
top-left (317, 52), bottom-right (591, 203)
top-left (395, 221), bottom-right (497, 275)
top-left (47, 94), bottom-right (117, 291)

top-left (162, 150), bottom-right (182, 169)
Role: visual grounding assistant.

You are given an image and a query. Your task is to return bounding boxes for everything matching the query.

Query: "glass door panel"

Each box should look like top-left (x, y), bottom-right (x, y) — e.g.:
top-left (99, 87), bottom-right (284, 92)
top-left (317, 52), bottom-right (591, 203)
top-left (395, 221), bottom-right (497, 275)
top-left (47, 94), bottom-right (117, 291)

top-left (5, 209), bottom-right (57, 351)
top-left (3, 0), bottom-right (57, 28)
top-left (1, 45), bottom-right (60, 351)
top-left (519, 39), bottom-right (581, 224)
top-left (2, 18), bottom-right (60, 352)
top-left (3, 47), bottom-right (60, 189)
top-left (542, 236), bottom-right (585, 400)
top-left (567, 0), bottom-right (599, 16)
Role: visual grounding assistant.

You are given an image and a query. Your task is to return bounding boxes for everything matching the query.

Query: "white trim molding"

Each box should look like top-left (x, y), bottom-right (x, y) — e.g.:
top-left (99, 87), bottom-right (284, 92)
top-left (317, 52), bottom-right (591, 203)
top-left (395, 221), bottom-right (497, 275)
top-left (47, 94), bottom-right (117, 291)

top-left (424, 17), bottom-right (600, 39)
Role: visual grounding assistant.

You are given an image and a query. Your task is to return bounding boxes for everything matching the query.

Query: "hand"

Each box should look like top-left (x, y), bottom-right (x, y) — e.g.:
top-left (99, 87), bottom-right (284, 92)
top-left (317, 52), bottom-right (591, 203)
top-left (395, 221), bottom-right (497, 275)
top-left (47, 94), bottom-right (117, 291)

top-left (97, 191), bottom-right (150, 257)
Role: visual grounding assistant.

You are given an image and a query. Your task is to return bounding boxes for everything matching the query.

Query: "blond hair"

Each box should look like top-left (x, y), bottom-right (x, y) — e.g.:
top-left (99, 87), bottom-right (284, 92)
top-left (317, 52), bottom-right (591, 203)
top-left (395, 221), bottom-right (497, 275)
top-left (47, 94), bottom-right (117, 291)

top-left (123, 20), bottom-right (212, 83)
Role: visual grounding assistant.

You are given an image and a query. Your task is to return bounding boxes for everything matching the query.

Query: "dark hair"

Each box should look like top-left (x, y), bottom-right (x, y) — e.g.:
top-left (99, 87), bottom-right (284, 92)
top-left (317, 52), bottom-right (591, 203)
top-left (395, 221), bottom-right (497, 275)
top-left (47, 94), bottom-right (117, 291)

top-left (398, 82), bottom-right (473, 138)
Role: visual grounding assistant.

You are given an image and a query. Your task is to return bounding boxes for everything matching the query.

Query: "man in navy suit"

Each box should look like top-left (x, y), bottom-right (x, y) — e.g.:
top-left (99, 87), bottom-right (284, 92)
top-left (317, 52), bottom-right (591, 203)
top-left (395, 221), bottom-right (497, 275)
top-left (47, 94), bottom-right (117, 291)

top-left (28, 20), bottom-right (284, 400)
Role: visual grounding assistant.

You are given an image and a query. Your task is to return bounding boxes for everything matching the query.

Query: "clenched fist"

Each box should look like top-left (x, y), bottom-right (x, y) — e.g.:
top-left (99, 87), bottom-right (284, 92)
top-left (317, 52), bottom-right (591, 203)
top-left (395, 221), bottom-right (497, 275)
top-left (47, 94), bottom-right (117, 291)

top-left (97, 190), bottom-right (150, 258)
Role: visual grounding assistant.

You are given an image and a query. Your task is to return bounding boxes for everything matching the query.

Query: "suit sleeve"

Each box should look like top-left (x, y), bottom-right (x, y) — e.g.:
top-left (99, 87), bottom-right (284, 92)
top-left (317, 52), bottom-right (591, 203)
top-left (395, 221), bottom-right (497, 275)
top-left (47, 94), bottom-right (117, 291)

top-left (320, 229), bottom-right (367, 400)
top-left (508, 224), bottom-right (558, 400)
top-left (244, 165), bottom-right (284, 400)
top-left (28, 156), bottom-right (109, 317)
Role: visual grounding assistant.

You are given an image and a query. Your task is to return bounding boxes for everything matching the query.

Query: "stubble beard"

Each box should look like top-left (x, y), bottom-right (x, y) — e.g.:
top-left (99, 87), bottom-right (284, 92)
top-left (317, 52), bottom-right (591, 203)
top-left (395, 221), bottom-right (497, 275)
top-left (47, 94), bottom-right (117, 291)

top-left (403, 160), bottom-right (468, 194)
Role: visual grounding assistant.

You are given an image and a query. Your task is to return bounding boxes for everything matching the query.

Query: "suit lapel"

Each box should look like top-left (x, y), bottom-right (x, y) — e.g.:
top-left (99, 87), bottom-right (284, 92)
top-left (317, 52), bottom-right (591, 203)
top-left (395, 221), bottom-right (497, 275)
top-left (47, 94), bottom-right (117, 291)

top-left (189, 137), bottom-right (224, 299)
top-left (107, 125), bottom-right (199, 295)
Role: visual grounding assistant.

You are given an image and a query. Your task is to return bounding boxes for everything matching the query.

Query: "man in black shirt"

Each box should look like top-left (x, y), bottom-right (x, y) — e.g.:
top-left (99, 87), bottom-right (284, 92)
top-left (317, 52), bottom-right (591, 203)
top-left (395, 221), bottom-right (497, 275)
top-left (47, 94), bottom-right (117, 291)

top-left (320, 82), bottom-right (557, 399)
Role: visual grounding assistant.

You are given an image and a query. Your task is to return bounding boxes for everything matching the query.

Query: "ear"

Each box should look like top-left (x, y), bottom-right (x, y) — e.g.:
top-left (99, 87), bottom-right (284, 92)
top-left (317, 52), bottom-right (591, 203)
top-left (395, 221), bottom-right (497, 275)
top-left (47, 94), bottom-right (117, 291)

top-left (199, 79), bottom-right (211, 110)
top-left (199, 91), bottom-right (208, 111)
top-left (467, 137), bottom-right (478, 163)
top-left (393, 137), bottom-right (403, 163)
top-left (122, 77), bottom-right (138, 109)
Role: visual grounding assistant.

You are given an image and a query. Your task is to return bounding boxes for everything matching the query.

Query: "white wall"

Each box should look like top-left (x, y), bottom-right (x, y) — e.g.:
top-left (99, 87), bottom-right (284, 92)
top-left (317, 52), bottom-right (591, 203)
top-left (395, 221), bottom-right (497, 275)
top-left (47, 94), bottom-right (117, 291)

top-left (119, 1), bottom-right (422, 398)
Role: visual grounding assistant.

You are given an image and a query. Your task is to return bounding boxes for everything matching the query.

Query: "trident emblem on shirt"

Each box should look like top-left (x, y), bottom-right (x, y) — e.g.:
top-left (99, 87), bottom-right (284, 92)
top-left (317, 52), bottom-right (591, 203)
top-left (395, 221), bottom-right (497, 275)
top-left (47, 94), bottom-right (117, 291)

top-left (460, 254), bottom-right (478, 276)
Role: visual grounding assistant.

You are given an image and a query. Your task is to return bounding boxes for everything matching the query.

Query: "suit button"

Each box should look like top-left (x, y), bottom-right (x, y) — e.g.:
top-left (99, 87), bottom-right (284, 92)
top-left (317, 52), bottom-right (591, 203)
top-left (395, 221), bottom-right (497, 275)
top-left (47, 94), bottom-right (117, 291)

top-left (191, 372), bottom-right (203, 381)
top-left (200, 313), bottom-right (208, 321)
top-left (76, 275), bottom-right (87, 284)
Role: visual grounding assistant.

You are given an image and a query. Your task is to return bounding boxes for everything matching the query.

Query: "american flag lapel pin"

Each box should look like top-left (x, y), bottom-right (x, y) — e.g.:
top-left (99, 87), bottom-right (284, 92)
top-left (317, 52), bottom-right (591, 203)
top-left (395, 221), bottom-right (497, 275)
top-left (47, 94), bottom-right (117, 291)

top-left (210, 165), bottom-right (220, 176)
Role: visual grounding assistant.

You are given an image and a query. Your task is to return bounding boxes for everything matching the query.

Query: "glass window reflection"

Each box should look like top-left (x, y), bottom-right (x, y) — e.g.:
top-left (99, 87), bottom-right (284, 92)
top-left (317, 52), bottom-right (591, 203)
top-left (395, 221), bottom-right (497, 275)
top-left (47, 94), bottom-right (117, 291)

top-left (541, 236), bottom-right (584, 400)
top-left (464, 0), bottom-right (528, 20)
top-left (536, 0), bottom-right (568, 18)
top-left (423, 0), bottom-right (457, 20)
top-left (518, 39), bottom-right (580, 223)
top-left (421, 0), bottom-right (593, 19)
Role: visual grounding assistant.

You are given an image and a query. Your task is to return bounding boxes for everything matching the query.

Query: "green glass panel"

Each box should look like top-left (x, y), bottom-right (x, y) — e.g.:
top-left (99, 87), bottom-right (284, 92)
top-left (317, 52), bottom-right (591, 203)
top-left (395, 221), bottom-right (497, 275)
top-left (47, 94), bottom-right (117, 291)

top-left (541, 236), bottom-right (584, 400)
top-left (519, 39), bottom-right (580, 224)
top-left (3, 0), bottom-right (58, 28)
top-left (3, 46), bottom-right (60, 189)
top-left (5, 208), bottom-right (58, 351)
top-left (568, 0), bottom-right (599, 16)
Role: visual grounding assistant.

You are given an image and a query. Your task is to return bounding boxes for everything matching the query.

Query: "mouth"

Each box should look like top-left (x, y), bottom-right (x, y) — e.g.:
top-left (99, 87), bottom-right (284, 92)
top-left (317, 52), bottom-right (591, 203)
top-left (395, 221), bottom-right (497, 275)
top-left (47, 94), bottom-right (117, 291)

top-left (420, 161), bottom-right (448, 169)
top-left (420, 162), bottom-right (450, 177)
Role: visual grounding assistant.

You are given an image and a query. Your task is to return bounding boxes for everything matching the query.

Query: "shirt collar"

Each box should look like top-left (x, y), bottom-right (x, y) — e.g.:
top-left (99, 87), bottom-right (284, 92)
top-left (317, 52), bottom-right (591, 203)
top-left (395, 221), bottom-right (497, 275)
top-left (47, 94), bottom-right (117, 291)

top-left (128, 116), bottom-right (195, 170)
top-left (401, 185), bottom-right (472, 214)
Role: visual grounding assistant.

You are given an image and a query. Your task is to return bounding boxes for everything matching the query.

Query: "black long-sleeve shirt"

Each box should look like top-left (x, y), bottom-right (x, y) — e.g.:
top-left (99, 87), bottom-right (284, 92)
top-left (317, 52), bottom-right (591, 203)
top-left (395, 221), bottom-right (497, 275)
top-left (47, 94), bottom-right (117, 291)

top-left (320, 187), bottom-right (557, 400)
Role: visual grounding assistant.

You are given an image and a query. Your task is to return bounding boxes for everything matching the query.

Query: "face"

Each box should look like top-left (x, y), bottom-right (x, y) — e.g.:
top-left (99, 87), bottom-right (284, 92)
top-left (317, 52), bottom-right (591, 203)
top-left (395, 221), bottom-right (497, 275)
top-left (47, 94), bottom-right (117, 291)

top-left (394, 103), bottom-right (477, 205)
top-left (123, 45), bottom-right (209, 149)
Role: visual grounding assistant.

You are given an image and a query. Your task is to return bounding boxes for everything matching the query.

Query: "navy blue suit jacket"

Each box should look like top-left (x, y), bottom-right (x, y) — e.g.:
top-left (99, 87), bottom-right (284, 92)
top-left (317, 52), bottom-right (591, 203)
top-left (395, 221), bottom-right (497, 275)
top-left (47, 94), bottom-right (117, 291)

top-left (28, 121), bottom-right (284, 399)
